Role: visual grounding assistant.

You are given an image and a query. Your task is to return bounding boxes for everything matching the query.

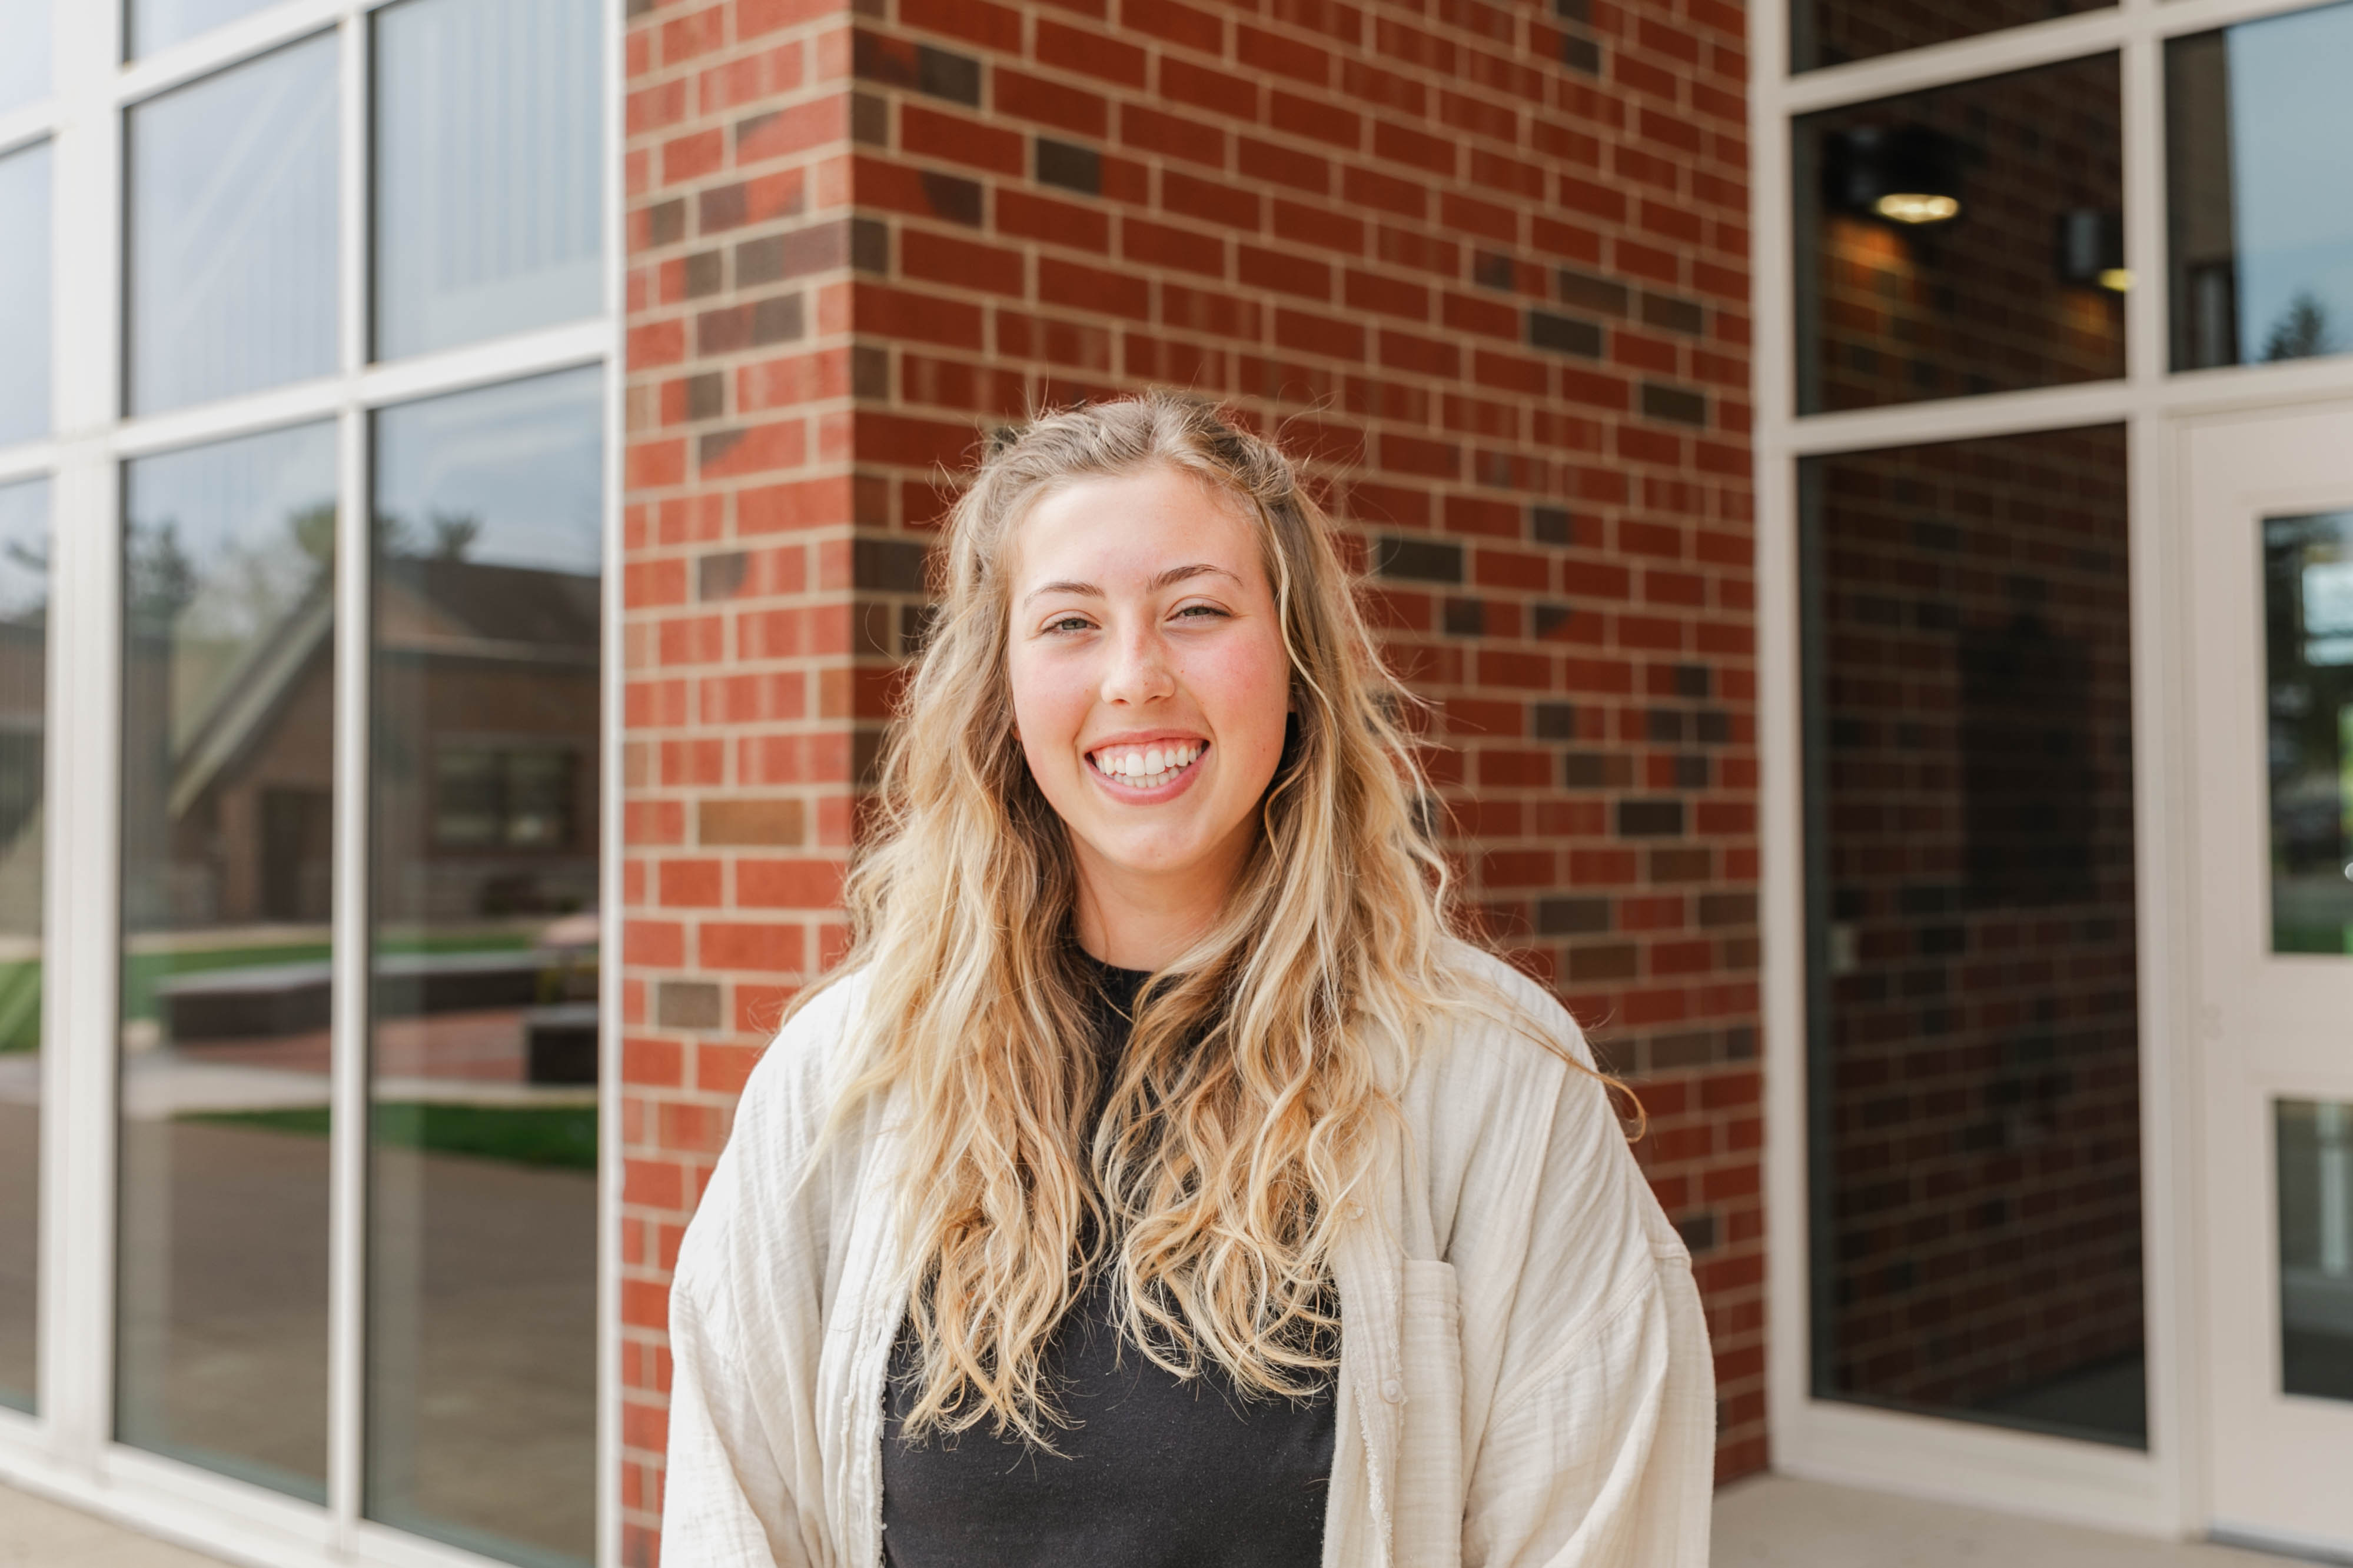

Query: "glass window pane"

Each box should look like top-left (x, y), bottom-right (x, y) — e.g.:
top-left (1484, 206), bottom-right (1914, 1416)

top-left (0, 0), bottom-right (49, 114)
top-left (2265, 512), bottom-right (2353, 953)
top-left (0, 478), bottom-right (45, 1416)
top-left (1794, 56), bottom-right (2126, 415)
top-left (127, 36), bottom-right (337, 416)
top-left (1803, 427), bottom-right (2148, 1447)
top-left (0, 142), bottom-right (51, 446)
top-left (374, 0), bottom-right (603, 360)
top-left (2169, 5), bottom-right (2353, 371)
top-left (2281, 1098), bottom-right (2353, 1401)
top-left (1793, 0), bottom-right (2112, 74)
top-left (118, 422), bottom-right (335, 1499)
top-left (367, 367), bottom-right (600, 1567)
top-left (131, 0), bottom-right (280, 57)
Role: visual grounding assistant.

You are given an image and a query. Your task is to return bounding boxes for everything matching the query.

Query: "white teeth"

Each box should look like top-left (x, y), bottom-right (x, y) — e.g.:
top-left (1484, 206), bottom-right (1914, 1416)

top-left (1090, 743), bottom-right (1201, 787)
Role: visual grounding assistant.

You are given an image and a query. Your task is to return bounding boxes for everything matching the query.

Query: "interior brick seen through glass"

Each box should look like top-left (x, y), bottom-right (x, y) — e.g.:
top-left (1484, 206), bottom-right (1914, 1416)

top-left (1796, 55), bottom-right (2126, 414)
top-left (1802, 425), bottom-right (2146, 1447)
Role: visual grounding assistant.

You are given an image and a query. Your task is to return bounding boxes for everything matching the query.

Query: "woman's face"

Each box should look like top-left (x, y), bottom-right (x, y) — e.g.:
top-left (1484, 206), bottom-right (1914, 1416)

top-left (1006, 464), bottom-right (1292, 927)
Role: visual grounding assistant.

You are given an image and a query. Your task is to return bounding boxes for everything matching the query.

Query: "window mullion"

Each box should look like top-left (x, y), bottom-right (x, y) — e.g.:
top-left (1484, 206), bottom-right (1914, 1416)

top-left (36, 0), bottom-right (125, 1472)
top-left (327, 2), bottom-right (371, 1542)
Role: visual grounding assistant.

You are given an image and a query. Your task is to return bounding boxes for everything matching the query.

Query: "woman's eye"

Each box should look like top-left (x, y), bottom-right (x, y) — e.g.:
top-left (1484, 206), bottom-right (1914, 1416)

top-left (1044, 615), bottom-right (1092, 634)
top-left (1174, 604), bottom-right (1228, 621)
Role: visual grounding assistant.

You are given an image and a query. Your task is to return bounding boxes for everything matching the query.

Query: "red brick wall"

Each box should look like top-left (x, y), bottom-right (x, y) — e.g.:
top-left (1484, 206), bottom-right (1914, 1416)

top-left (622, 0), bottom-right (1758, 1559)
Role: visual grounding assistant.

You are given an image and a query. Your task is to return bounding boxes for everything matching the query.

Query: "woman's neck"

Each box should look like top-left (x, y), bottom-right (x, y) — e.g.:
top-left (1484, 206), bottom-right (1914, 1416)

top-left (1069, 848), bottom-right (1248, 972)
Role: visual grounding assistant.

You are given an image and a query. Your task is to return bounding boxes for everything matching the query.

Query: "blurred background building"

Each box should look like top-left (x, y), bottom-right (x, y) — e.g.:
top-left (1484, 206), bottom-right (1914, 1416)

top-left (0, 0), bottom-right (2347, 1564)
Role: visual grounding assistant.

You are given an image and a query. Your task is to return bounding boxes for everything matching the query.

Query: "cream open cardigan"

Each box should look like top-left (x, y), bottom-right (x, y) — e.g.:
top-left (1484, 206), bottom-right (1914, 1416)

top-left (662, 946), bottom-right (1715, 1567)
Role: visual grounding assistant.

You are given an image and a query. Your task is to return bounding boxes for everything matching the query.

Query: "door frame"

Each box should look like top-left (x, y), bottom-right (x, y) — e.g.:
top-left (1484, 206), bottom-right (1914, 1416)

top-left (2179, 402), bottom-right (2353, 1559)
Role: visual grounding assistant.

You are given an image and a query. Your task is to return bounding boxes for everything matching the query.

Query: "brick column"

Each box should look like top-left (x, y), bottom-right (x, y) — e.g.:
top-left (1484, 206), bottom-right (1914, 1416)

top-left (624, 0), bottom-right (1760, 1557)
top-left (622, 4), bottom-right (864, 1561)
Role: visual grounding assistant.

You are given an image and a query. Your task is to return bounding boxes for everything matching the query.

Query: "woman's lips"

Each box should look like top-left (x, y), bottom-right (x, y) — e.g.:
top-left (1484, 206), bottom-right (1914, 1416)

top-left (1086, 740), bottom-right (1207, 793)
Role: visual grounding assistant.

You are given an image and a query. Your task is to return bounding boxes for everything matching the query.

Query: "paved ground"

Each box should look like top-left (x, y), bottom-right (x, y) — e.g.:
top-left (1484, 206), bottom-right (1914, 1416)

top-left (1714, 1476), bottom-right (2304, 1566)
top-left (0, 1471), bottom-right (2326, 1566)
top-left (0, 1483), bottom-right (224, 1567)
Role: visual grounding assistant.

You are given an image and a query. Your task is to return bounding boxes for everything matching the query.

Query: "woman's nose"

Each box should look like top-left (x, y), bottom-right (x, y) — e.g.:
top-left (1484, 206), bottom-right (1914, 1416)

top-left (1099, 621), bottom-right (1174, 704)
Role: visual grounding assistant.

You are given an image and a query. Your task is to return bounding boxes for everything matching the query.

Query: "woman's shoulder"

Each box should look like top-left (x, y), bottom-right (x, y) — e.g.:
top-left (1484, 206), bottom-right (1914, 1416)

top-left (730, 964), bottom-right (878, 1147)
top-left (672, 966), bottom-right (881, 1301)
top-left (1398, 942), bottom-right (1625, 1191)
top-left (1415, 940), bottom-right (1601, 1089)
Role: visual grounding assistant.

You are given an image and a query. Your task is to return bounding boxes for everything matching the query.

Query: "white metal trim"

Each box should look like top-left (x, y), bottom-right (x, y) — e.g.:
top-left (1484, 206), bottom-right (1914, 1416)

top-left (39, 0), bottom-right (128, 1478)
top-left (0, 105), bottom-right (52, 161)
top-left (115, 1), bottom-right (346, 110)
top-left (326, 8), bottom-right (371, 1541)
top-left (1754, 0), bottom-right (2353, 1544)
top-left (1770, 0), bottom-right (2353, 118)
top-left (107, 322), bottom-right (609, 462)
top-left (594, 0), bottom-right (626, 1563)
top-left (1777, 9), bottom-right (2129, 116)
top-left (0, 442), bottom-right (60, 487)
top-left (1774, 1398), bottom-right (2172, 1535)
top-left (18, 0), bottom-right (616, 1562)
top-left (0, 1430), bottom-right (554, 1568)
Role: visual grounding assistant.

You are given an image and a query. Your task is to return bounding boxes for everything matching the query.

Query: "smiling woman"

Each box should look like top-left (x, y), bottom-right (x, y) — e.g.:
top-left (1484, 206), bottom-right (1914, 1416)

top-left (1008, 467), bottom-right (1292, 971)
top-left (660, 390), bottom-right (1715, 1568)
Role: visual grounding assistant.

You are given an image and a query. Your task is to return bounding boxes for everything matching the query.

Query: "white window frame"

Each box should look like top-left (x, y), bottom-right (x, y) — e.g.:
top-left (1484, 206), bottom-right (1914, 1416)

top-left (0, 2), bottom-right (623, 1566)
top-left (1753, 0), bottom-right (2353, 1540)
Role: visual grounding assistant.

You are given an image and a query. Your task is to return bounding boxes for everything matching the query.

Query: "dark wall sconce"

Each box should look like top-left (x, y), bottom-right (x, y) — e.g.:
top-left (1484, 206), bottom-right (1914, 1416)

top-left (1823, 125), bottom-right (1964, 225)
top-left (2056, 208), bottom-right (2130, 292)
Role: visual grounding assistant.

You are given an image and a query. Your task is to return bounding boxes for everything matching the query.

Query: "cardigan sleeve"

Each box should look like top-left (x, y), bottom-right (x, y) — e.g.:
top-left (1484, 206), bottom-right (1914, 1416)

top-left (660, 982), bottom-right (862, 1568)
top-left (664, 1240), bottom-right (815, 1567)
top-left (1461, 1241), bottom-right (1714, 1566)
top-left (1442, 970), bottom-right (1717, 1568)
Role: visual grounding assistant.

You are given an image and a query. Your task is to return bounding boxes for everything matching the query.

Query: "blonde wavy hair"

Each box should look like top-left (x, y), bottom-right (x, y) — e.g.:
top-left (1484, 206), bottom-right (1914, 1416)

top-left (811, 389), bottom-right (1501, 1443)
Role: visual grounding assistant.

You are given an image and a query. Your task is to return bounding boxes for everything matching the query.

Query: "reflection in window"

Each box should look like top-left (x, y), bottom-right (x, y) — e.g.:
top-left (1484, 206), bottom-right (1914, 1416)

top-left (0, 0), bottom-right (48, 115)
top-left (1795, 56), bottom-right (2126, 414)
top-left (434, 748), bottom-right (580, 851)
top-left (368, 368), bottom-right (600, 1567)
top-left (1803, 427), bottom-right (2147, 1447)
top-left (118, 423), bottom-right (336, 1499)
top-left (131, 0), bottom-right (281, 56)
top-left (2171, 5), bottom-right (2353, 371)
top-left (2265, 513), bottom-right (2353, 954)
top-left (128, 35), bottom-right (337, 415)
top-left (374, 0), bottom-right (603, 360)
top-left (2281, 1099), bottom-right (2353, 1401)
top-left (0, 479), bottom-right (45, 1415)
top-left (0, 142), bottom-right (51, 447)
top-left (1793, 0), bottom-right (2110, 74)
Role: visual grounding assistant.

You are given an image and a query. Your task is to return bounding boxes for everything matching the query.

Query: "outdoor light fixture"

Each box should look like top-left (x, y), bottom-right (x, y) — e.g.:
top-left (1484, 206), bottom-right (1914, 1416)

top-left (2057, 208), bottom-right (2129, 292)
top-left (1875, 192), bottom-right (1959, 224)
top-left (1823, 125), bottom-right (1964, 226)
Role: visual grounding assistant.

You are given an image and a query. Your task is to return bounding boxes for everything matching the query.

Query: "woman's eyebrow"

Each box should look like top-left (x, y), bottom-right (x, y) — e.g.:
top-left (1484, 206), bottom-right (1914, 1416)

top-left (1020, 564), bottom-right (1238, 607)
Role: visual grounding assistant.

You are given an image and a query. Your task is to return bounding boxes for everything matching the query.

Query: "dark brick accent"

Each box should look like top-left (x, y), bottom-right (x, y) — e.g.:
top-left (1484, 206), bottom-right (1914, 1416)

top-left (1528, 310), bottom-right (1603, 357)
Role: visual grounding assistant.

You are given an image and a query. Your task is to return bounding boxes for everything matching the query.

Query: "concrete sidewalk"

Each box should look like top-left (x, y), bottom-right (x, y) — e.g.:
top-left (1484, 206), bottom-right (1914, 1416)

top-left (1715, 1475), bottom-right (2307, 1566)
top-left (0, 1472), bottom-right (2324, 1566)
top-left (0, 1482), bottom-right (224, 1568)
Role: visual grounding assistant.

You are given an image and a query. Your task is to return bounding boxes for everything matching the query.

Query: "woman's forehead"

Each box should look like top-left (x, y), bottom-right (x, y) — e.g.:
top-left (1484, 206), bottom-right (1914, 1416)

top-left (1009, 467), bottom-right (1265, 589)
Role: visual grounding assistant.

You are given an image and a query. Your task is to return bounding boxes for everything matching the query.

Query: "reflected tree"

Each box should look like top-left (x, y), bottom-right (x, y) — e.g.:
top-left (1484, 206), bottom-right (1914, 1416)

top-left (2263, 290), bottom-right (2338, 362)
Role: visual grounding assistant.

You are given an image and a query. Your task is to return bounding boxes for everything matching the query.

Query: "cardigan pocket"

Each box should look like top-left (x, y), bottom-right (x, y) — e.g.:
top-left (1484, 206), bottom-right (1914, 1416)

top-left (1393, 1259), bottom-right (1464, 1568)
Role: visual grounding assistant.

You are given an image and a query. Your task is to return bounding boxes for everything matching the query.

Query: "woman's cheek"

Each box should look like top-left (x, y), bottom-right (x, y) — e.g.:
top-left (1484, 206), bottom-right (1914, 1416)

top-left (1184, 634), bottom-right (1290, 775)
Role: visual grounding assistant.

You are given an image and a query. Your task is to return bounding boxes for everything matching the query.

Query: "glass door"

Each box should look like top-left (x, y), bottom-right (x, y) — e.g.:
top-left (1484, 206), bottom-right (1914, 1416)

top-left (2185, 404), bottom-right (2353, 1556)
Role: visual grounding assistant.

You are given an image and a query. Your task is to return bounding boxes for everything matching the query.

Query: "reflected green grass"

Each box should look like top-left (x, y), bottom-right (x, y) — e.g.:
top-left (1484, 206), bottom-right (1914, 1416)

top-left (184, 1102), bottom-right (596, 1171)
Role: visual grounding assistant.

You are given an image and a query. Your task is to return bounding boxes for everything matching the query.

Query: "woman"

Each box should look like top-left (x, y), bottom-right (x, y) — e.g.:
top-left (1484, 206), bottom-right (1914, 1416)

top-left (663, 391), bottom-right (1713, 1566)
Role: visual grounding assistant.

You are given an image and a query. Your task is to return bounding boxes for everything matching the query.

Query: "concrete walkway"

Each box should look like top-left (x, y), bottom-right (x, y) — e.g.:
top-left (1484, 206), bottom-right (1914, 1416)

top-left (0, 1472), bottom-right (2326, 1566)
top-left (0, 1482), bottom-right (224, 1568)
top-left (1716, 1476), bottom-right (2309, 1566)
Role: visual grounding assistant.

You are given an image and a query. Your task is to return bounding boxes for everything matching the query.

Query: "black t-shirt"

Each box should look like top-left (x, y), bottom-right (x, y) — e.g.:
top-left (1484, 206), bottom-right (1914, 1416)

top-left (879, 957), bottom-right (1338, 1567)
